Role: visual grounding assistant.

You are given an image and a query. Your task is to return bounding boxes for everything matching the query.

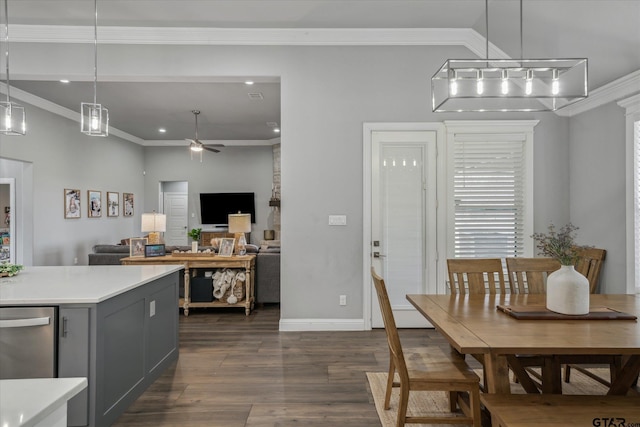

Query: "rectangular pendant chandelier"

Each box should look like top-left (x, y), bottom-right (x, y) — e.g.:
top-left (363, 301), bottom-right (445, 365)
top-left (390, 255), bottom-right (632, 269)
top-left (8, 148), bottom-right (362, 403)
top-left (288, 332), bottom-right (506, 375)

top-left (432, 58), bottom-right (588, 112)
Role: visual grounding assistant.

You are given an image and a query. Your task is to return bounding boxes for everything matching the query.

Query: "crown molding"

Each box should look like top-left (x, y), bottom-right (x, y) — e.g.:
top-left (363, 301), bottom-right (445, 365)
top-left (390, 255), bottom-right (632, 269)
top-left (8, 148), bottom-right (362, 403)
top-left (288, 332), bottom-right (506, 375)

top-left (617, 92), bottom-right (640, 115)
top-left (556, 69), bottom-right (640, 117)
top-left (0, 82), bottom-right (143, 145)
top-left (12, 25), bottom-right (480, 46)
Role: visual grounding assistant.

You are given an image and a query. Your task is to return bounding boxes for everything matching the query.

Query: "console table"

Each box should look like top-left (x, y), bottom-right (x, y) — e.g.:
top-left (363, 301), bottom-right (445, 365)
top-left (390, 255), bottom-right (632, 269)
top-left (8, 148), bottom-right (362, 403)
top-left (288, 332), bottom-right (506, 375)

top-left (121, 254), bottom-right (255, 316)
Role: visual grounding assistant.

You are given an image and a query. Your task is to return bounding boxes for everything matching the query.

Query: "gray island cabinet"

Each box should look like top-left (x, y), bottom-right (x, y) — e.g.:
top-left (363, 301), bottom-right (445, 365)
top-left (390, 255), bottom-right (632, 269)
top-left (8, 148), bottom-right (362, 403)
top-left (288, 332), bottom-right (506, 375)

top-left (0, 265), bottom-right (183, 427)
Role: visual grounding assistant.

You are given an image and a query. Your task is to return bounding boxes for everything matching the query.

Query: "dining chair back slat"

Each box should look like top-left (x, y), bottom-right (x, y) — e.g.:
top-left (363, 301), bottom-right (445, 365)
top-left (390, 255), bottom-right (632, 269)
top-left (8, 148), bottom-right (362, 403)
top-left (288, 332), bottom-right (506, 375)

top-left (505, 257), bottom-right (561, 294)
top-left (447, 258), bottom-right (507, 294)
top-left (574, 248), bottom-right (606, 293)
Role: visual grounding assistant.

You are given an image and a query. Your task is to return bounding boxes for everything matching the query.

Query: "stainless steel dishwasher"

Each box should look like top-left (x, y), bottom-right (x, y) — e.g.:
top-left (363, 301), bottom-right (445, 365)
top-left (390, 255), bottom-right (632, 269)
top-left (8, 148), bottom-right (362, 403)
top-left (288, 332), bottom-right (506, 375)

top-left (0, 306), bottom-right (57, 379)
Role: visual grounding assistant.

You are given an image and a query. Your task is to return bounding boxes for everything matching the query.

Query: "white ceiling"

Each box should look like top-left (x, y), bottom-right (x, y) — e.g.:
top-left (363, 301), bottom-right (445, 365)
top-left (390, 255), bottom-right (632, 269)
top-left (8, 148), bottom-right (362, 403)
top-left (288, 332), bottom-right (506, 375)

top-left (4, 0), bottom-right (640, 144)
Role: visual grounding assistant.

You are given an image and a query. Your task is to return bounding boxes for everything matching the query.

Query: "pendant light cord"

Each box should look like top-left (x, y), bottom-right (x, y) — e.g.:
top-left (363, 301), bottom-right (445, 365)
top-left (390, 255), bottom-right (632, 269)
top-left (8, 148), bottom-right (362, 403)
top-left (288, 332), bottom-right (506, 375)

top-left (3, 0), bottom-right (11, 104)
top-left (520, 0), bottom-right (524, 59)
top-left (485, 0), bottom-right (489, 61)
top-left (93, 0), bottom-right (98, 106)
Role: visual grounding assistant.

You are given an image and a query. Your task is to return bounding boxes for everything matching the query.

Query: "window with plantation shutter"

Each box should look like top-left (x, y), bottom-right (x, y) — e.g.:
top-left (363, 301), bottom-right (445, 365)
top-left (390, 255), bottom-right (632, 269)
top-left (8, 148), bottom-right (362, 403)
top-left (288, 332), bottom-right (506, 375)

top-left (445, 121), bottom-right (536, 260)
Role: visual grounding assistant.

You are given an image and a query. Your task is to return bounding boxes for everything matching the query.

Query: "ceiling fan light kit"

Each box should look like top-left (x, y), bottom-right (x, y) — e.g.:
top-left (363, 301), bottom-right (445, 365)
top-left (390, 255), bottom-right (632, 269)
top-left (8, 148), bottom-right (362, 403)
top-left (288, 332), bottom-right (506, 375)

top-left (432, 0), bottom-right (588, 113)
top-left (1, 0), bottom-right (26, 135)
top-left (80, 0), bottom-right (109, 136)
top-left (187, 110), bottom-right (223, 161)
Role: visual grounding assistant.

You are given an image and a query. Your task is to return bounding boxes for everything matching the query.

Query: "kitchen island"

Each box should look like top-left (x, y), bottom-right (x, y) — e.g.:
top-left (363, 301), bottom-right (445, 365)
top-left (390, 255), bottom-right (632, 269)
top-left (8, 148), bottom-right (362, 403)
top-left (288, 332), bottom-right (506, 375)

top-left (0, 265), bottom-right (183, 427)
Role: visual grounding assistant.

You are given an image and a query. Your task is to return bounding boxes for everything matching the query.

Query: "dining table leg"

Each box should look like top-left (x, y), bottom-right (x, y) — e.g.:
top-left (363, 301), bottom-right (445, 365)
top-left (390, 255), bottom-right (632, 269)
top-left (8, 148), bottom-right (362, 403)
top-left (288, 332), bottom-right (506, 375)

top-left (483, 353), bottom-right (511, 394)
top-left (541, 355), bottom-right (562, 394)
top-left (608, 354), bottom-right (640, 395)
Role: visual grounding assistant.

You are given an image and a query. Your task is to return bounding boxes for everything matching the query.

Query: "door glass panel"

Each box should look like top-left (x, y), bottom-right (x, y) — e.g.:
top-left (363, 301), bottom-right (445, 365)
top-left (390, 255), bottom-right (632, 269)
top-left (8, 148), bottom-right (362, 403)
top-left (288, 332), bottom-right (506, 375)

top-left (381, 145), bottom-right (424, 307)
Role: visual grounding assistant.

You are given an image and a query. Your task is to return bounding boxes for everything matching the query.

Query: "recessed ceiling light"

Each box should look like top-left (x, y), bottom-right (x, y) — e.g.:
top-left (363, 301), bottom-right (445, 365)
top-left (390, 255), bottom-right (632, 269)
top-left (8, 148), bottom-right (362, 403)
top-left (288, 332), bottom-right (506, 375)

top-left (274, 128), bottom-right (281, 133)
top-left (245, 81), bottom-right (254, 85)
top-left (158, 128), bottom-right (166, 133)
top-left (59, 79), bottom-right (70, 83)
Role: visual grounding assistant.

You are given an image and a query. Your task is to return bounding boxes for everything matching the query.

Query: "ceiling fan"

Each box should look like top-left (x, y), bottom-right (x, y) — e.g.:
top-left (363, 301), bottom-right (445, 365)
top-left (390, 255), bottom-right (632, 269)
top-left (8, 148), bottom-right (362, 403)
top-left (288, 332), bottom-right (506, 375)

top-left (186, 110), bottom-right (224, 154)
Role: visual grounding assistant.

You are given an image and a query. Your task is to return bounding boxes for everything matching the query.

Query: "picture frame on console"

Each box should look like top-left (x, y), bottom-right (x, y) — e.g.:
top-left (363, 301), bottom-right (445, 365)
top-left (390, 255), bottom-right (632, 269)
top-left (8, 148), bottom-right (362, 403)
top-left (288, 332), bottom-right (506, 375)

top-left (130, 237), bottom-right (148, 257)
top-left (219, 238), bottom-right (235, 257)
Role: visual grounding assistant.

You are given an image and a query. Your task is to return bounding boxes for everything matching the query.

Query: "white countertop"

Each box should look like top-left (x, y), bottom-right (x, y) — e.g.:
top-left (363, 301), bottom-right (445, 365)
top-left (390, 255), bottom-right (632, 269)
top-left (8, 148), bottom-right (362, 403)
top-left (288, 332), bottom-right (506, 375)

top-left (0, 265), bottom-right (183, 304)
top-left (0, 377), bottom-right (87, 427)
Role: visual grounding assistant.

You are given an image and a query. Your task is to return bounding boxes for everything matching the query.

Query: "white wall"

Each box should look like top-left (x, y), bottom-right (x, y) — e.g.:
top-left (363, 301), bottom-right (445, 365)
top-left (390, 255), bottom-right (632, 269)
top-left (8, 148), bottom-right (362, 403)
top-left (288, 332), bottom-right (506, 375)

top-left (9, 43), bottom-right (575, 324)
top-left (570, 102), bottom-right (628, 293)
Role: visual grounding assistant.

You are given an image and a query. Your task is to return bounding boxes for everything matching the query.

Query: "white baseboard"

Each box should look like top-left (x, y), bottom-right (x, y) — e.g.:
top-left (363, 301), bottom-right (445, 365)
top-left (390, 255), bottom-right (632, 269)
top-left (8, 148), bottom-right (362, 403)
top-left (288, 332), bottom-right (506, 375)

top-left (279, 318), bottom-right (366, 331)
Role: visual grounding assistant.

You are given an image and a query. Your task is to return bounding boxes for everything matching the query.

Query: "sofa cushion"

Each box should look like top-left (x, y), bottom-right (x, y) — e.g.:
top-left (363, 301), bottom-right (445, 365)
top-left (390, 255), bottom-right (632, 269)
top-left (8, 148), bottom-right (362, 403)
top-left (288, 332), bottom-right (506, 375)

top-left (92, 244), bottom-right (131, 254)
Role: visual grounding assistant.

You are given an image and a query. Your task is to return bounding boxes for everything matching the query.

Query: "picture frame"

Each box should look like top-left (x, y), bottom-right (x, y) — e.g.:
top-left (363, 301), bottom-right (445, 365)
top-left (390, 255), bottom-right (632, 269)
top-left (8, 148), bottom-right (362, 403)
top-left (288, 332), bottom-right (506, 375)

top-left (218, 238), bottom-right (235, 257)
top-left (88, 190), bottom-right (102, 218)
top-left (130, 237), bottom-right (148, 257)
top-left (107, 192), bottom-right (119, 217)
top-left (123, 192), bottom-right (134, 217)
top-left (145, 244), bottom-right (166, 257)
top-left (64, 188), bottom-right (81, 219)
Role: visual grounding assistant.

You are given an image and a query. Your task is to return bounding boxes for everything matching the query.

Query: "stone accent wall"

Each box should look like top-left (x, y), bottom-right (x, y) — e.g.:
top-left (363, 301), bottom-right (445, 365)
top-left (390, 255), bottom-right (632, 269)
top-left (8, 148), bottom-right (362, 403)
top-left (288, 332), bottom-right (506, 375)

top-left (271, 143), bottom-right (281, 240)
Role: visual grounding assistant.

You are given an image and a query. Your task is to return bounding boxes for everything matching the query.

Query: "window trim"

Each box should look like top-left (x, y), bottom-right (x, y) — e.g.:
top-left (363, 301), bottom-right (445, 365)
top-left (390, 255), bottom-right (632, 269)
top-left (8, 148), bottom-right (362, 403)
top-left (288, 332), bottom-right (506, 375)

top-left (444, 120), bottom-right (538, 259)
top-left (618, 94), bottom-right (640, 294)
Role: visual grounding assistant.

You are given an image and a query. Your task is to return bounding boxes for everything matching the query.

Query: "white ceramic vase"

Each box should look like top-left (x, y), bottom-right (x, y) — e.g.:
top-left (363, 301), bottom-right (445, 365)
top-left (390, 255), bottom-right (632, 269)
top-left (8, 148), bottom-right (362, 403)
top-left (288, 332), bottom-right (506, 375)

top-left (191, 241), bottom-right (198, 253)
top-left (546, 265), bottom-right (590, 315)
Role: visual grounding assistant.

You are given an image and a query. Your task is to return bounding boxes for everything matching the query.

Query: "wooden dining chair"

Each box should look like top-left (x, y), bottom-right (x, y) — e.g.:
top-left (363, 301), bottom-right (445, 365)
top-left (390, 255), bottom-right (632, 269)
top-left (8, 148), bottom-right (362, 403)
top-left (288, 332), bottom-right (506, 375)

top-left (371, 268), bottom-right (482, 427)
top-left (446, 258), bottom-right (508, 294)
top-left (505, 257), bottom-right (561, 294)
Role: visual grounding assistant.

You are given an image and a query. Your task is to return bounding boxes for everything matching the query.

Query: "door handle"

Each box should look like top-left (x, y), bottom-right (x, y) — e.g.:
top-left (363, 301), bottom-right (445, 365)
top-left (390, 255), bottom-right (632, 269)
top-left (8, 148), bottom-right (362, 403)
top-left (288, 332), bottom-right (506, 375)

top-left (373, 252), bottom-right (387, 258)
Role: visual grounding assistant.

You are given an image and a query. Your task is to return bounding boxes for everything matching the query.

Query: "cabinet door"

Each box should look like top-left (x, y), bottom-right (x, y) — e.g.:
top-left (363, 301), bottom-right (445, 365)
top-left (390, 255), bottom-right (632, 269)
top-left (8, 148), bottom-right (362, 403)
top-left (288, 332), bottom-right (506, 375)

top-left (59, 308), bottom-right (90, 426)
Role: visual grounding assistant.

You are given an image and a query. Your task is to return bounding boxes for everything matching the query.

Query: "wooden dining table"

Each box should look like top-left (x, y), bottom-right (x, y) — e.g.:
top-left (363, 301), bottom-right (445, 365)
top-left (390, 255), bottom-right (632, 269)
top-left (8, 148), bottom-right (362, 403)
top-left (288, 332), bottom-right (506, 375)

top-left (406, 293), bottom-right (640, 396)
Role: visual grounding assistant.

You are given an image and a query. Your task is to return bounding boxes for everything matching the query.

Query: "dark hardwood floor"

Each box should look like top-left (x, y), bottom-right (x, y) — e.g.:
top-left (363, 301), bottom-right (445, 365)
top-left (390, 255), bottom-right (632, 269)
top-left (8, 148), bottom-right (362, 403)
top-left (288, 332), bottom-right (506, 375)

top-left (113, 304), bottom-right (453, 427)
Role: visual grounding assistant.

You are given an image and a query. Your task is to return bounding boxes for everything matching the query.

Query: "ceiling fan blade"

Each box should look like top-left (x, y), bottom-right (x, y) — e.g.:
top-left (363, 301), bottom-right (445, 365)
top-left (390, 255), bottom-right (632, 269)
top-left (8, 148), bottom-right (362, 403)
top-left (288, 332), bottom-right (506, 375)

top-left (204, 143), bottom-right (225, 147)
top-left (203, 146), bottom-right (220, 153)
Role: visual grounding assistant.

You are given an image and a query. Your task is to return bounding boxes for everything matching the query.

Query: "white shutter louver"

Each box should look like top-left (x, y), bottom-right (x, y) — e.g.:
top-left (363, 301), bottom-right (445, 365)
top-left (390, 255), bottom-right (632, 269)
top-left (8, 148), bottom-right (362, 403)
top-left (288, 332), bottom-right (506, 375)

top-left (453, 135), bottom-right (526, 259)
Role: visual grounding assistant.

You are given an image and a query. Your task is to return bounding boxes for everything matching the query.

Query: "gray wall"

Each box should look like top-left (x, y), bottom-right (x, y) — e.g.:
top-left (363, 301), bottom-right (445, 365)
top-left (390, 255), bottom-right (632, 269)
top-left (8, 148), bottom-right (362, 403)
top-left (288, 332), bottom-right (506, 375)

top-left (143, 145), bottom-right (273, 245)
top-left (569, 102), bottom-right (628, 293)
top-left (9, 42), bottom-right (618, 324)
top-left (0, 102), bottom-right (145, 265)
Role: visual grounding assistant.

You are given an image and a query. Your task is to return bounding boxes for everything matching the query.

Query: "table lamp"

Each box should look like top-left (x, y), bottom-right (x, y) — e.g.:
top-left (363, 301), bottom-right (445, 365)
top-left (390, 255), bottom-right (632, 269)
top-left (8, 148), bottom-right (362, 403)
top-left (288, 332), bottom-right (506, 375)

top-left (141, 212), bottom-right (166, 245)
top-left (228, 213), bottom-right (251, 255)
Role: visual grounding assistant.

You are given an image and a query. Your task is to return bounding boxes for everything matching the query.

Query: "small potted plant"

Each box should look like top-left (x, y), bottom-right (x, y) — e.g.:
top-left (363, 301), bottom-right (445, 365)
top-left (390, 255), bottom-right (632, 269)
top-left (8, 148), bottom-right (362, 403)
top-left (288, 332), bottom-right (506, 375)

top-left (531, 223), bottom-right (591, 315)
top-left (188, 228), bottom-right (202, 253)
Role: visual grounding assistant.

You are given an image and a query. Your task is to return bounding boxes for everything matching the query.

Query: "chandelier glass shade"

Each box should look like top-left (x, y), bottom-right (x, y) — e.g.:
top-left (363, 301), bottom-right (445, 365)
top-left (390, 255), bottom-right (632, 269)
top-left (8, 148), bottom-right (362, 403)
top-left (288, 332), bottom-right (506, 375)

top-left (432, 58), bottom-right (588, 112)
top-left (1, 0), bottom-right (26, 135)
top-left (80, 0), bottom-right (108, 136)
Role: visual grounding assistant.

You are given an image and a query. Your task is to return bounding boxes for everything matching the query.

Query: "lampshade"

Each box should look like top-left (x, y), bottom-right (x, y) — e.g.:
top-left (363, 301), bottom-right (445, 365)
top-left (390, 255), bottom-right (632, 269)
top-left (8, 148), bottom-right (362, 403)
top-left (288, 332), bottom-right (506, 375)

top-left (141, 212), bottom-right (167, 233)
top-left (228, 213), bottom-right (251, 233)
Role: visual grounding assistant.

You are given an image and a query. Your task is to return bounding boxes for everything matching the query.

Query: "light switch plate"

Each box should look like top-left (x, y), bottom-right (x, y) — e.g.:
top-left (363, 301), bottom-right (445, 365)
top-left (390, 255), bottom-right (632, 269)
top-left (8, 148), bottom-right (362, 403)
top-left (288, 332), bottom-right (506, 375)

top-left (329, 215), bottom-right (347, 226)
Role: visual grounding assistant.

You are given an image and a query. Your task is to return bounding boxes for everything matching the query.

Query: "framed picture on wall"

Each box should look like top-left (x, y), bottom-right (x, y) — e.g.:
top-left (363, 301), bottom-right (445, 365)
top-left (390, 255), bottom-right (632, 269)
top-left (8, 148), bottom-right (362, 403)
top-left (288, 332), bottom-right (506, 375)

top-left (64, 188), bottom-right (81, 219)
top-left (130, 237), bottom-right (148, 257)
top-left (123, 192), bottom-right (134, 217)
top-left (88, 190), bottom-right (102, 218)
top-left (107, 192), bottom-right (119, 217)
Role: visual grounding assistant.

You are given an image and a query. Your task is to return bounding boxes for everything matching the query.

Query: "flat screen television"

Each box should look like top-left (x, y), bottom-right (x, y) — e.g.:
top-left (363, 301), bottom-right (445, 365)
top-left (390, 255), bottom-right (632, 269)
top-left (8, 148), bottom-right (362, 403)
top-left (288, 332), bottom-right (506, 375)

top-left (199, 192), bottom-right (256, 226)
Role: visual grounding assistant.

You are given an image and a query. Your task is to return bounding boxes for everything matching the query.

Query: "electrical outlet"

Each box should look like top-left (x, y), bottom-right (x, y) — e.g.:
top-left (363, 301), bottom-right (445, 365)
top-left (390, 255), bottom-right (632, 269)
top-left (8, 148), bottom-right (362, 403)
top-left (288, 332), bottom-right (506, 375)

top-left (329, 215), bottom-right (347, 226)
top-left (339, 295), bottom-right (347, 306)
top-left (73, 257), bottom-right (78, 265)
top-left (150, 300), bottom-right (156, 317)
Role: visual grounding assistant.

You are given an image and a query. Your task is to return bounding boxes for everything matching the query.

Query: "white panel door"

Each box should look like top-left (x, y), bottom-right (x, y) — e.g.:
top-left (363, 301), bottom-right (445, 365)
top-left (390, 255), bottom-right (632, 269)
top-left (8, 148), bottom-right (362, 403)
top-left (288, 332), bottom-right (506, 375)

top-left (164, 192), bottom-right (188, 246)
top-left (371, 131), bottom-right (438, 328)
